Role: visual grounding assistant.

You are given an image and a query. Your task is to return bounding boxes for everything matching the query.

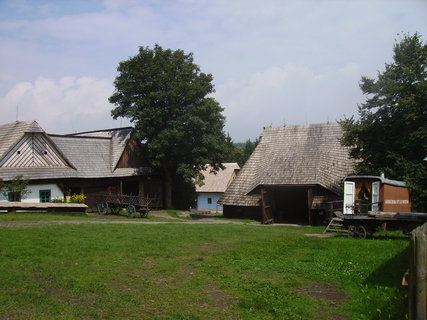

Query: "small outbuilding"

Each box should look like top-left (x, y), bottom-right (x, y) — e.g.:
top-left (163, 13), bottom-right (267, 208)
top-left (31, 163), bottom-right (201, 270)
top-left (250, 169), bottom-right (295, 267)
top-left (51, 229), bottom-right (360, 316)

top-left (343, 175), bottom-right (412, 214)
top-left (195, 163), bottom-right (240, 212)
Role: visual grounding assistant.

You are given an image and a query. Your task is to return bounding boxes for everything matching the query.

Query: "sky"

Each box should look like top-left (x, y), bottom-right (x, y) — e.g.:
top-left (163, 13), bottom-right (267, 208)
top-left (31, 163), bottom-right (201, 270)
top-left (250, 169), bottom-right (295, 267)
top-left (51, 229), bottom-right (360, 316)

top-left (0, 0), bottom-right (426, 142)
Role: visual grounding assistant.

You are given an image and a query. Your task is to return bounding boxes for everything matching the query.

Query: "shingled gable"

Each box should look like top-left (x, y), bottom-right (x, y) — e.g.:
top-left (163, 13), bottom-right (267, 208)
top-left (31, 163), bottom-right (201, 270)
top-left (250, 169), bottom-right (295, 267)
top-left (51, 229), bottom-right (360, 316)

top-left (0, 120), bottom-right (74, 172)
top-left (221, 123), bottom-right (356, 213)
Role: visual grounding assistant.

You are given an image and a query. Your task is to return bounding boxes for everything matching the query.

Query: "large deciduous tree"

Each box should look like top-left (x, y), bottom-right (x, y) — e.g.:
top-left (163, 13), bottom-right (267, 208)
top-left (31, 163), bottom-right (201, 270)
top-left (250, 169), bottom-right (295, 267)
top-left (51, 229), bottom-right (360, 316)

top-left (109, 45), bottom-right (228, 209)
top-left (340, 33), bottom-right (427, 211)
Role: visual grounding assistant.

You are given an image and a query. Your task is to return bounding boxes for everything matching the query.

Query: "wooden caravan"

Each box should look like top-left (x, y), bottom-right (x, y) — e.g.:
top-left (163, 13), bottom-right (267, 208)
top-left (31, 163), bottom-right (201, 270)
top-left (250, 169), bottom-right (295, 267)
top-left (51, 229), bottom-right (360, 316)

top-left (343, 175), bottom-right (411, 214)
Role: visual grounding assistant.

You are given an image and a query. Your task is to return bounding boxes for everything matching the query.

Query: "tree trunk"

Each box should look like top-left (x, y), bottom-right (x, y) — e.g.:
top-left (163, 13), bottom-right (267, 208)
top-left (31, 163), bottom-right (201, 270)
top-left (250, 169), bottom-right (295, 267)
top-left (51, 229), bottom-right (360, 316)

top-left (162, 163), bottom-right (173, 209)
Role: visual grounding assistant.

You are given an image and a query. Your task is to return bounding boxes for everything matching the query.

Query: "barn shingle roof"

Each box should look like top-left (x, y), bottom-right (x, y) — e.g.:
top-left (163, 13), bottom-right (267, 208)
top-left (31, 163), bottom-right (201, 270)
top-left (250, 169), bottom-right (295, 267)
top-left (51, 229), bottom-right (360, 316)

top-left (221, 122), bottom-right (356, 207)
top-left (196, 163), bottom-right (240, 193)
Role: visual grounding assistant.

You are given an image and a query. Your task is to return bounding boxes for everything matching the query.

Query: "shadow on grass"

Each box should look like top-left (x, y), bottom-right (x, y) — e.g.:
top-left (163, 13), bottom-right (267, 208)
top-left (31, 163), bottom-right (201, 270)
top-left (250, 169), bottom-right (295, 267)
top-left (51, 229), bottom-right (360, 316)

top-left (364, 247), bottom-right (409, 287)
top-left (371, 230), bottom-right (409, 240)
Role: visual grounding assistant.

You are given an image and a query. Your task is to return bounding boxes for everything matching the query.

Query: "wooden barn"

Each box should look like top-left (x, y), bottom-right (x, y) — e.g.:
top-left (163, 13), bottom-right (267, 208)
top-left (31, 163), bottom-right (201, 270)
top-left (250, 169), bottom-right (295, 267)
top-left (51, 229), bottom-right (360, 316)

top-left (0, 120), bottom-right (162, 210)
top-left (195, 163), bottom-right (240, 212)
top-left (343, 175), bottom-right (411, 214)
top-left (221, 123), bottom-right (356, 224)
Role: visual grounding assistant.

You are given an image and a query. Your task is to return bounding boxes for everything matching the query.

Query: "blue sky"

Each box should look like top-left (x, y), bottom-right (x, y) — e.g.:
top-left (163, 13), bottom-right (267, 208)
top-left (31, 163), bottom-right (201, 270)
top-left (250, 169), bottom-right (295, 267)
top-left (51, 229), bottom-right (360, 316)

top-left (0, 0), bottom-right (426, 141)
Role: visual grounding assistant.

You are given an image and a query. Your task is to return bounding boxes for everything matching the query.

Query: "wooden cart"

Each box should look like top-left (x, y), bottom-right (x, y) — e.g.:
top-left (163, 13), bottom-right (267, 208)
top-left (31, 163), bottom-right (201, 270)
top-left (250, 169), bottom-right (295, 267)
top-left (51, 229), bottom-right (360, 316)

top-left (95, 194), bottom-right (153, 218)
top-left (325, 209), bottom-right (427, 238)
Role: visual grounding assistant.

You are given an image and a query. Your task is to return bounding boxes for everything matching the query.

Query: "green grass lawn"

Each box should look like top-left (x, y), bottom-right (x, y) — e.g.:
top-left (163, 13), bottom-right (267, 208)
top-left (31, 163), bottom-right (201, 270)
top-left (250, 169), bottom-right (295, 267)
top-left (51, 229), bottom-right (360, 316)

top-left (0, 218), bottom-right (409, 319)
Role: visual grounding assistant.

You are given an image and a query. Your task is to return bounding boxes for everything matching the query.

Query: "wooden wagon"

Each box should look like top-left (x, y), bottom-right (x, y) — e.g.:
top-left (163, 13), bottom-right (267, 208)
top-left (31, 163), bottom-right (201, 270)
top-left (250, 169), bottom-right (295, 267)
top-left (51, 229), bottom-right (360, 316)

top-left (323, 174), bottom-right (427, 237)
top-left (95, 194), bottom-right (153, 218)
top-left (326, 210), bottom-right (427, 238)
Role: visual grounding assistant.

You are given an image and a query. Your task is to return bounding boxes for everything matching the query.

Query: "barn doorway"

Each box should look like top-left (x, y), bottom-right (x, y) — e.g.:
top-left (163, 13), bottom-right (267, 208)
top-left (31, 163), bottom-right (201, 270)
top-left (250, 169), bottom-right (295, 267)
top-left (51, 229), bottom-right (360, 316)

top-left (269, 186), bottom-right (310, 224)
top-left (122, 180), bottom-right (139, 196)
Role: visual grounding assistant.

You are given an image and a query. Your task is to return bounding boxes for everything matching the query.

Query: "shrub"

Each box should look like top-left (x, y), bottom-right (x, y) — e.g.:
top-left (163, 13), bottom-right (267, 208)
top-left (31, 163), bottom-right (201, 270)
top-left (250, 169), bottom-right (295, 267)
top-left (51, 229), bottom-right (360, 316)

top-left (69, 193), bottom-right (86, 203)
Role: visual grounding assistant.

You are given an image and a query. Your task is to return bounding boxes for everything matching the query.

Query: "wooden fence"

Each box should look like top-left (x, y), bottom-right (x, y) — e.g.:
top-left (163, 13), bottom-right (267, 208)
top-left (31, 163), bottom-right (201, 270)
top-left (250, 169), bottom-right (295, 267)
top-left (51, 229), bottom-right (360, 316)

top-left (408, 223), bottom-right (426, 320)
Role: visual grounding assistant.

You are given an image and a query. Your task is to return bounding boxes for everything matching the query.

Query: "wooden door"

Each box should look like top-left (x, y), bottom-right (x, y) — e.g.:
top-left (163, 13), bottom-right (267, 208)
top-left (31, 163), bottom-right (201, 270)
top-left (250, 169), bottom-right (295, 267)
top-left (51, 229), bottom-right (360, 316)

top-left (343, 181), bottom-right (355, 214)
top-left (371, 181), bottom-right (380, 211)
top-left (261, 188), bottom-right (274, 224)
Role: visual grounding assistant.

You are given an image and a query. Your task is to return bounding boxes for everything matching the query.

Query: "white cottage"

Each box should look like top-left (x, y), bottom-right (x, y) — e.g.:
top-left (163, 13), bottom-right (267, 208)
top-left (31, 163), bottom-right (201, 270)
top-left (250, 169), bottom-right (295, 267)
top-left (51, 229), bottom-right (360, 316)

top-left (0, 120), bottom-right (162, 209)
top-left (195, 163), bottom-right (240, 212)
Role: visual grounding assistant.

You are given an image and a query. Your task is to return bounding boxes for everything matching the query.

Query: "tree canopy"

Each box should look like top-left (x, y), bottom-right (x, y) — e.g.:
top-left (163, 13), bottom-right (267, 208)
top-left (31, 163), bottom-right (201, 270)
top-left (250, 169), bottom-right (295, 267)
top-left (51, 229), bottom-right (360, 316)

top-left (109, 45), bottom-right (228, 208)
top-left (340, 33), bottom-right (427, 210)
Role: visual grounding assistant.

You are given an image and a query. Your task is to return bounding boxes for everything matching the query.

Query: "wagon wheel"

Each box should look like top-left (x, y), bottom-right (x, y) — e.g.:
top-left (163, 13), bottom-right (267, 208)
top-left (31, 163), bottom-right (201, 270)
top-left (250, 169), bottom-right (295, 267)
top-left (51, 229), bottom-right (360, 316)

top-left (127, 205), bottom-right (136, 218)
top-left (349, 225), bottom-right (367, 238)
top-left (97, 201), bottom-right (109, 215)
top-left (140, 208), bottom-right (149, 218)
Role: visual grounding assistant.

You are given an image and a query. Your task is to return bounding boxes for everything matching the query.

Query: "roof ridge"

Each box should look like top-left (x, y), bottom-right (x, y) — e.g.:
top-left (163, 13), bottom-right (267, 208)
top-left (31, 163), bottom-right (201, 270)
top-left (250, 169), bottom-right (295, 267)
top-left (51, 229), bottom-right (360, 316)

top-left (67, 126), bottom-right (133, 136)
top-left (49, 134), bottom-right (112, 140)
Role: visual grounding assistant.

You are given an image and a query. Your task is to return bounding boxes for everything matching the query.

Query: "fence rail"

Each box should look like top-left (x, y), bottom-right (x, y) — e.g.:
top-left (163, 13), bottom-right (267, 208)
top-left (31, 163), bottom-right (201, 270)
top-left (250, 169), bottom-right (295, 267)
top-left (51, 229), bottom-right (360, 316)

top-left (408, 222), bottom-right (426, 320)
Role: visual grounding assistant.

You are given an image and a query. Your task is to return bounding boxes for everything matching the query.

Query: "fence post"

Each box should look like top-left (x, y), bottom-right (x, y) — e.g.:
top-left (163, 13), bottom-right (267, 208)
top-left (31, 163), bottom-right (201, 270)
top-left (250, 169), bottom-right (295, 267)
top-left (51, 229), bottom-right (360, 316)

top-left (408, 223), bottom-right (426, 320)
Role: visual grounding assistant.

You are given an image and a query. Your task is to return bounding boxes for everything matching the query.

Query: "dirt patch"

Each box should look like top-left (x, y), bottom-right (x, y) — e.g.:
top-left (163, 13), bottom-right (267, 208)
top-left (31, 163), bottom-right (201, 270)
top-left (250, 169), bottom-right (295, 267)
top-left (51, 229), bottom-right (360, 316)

top-left (304, 233), bottom-right (335, 238)
top-left (297, 282), bottom-right (346, 305)
top-left (203, 285), bottom-right (239, 319)
top-left (148, 211), bottom-right (185, 220)
top-left (294, 282), bottom-right (348, 320)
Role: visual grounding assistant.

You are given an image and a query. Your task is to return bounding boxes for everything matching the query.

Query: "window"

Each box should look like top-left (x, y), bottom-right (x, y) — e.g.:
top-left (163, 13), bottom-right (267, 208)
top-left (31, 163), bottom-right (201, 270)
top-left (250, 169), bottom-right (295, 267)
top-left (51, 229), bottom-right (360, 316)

top-left (207, 197), bottom-right (212, 204)
top-left (39, 190), bottom-right (51, 203)
top-left (8, 192), bottom-right (21, 202)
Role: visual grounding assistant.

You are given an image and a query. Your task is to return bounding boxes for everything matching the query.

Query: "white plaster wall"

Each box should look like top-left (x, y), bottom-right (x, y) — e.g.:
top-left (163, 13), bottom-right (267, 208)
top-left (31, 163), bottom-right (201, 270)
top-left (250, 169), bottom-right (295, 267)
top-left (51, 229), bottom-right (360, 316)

top-left (0, 183), bottom-right (64, 202)
top-left (22, 183), bottom-right (64, 203)
top-left (197, 193), bottom-right (223, 211)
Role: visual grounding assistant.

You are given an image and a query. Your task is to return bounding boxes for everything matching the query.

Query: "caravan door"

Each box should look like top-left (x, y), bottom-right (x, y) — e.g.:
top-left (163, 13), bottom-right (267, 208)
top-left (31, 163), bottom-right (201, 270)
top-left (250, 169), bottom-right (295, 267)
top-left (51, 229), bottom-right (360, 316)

top-left (343, 181), bottom-right (355, 214)
top-left (371, 181), bottom-right (380, 211)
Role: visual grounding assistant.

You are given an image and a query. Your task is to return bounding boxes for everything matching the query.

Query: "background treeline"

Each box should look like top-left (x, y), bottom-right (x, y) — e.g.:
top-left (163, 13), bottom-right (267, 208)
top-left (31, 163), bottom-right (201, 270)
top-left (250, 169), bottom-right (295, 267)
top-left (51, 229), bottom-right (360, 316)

top-left (223, 136), bottom-right (260, 167)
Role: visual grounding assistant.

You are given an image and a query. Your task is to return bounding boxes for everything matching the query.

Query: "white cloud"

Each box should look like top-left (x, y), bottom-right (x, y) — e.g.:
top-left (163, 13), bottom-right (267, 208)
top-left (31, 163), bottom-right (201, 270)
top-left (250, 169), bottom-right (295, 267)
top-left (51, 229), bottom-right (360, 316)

top-left (0, 76), bottom-right (129, 133)
top-left (0, 0), bottom-right (426, 141)
top-left (217, 62), bottom-right (364, 140)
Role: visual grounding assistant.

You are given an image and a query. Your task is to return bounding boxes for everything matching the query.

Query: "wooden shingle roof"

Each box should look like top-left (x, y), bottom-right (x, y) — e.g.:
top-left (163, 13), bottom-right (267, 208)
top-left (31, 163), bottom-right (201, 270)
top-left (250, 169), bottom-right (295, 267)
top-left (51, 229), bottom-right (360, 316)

top-left (0, 121), bottom-right (148, 181)
top-left (196, 163), bottom-right (240, 193)
top-left (0, 120), bottom-right (44, 160)
top-left (66, 127), bottom-right (133, 171)
top-left (221, 123), bottom-right (356, 207)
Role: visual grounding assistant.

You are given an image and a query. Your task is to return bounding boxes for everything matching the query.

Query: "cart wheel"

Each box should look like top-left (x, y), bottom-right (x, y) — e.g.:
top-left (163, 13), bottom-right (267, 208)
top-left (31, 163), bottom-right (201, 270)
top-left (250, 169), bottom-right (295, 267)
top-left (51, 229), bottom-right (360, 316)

top-left (97, 201), bottom-right (108, 215)
top-left (349, 225), bottom-right (367, 238)
top-left (140, 209), bottom-right (149, 218)
top-left (127, 205), bottom-right (136, 218)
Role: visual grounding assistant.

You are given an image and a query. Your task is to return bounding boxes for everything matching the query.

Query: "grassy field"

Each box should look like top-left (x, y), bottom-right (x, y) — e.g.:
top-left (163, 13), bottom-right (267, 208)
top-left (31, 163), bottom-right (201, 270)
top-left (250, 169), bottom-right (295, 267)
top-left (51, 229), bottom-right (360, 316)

top-left (0, 213), bottom-right (409, 319)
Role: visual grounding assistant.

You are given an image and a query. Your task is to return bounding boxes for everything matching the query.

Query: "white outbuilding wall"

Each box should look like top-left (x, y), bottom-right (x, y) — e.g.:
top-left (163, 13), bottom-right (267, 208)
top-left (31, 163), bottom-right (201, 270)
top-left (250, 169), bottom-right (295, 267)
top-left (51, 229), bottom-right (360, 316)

top-left (197, 192), bottom-right (223, 211)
